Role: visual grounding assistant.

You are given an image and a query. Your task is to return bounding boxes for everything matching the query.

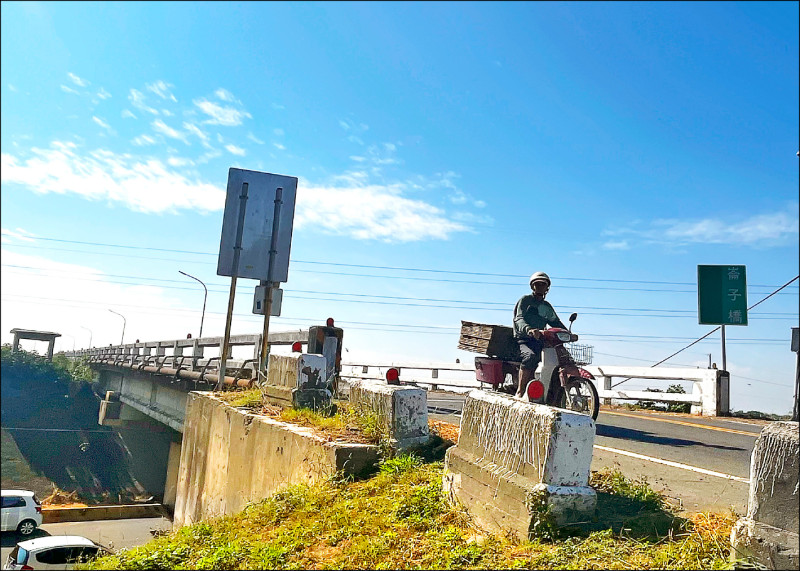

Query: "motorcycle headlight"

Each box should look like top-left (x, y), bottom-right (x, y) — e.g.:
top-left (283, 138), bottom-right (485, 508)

top-left (556, 331), bottom-right (572, 342)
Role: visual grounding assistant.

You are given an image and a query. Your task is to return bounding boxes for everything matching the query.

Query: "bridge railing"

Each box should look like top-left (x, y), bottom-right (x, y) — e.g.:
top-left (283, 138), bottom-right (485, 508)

top-left (340, 360), bottom-right (729, 416)
top-left (64, 331), bottom-right (309, 377)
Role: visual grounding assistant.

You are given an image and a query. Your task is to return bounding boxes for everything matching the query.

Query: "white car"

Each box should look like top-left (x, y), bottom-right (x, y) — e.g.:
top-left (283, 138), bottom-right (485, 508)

top-left (3, 536), bottom-right (110, 570)
top-left (1, 490), bottom-right (42, 536)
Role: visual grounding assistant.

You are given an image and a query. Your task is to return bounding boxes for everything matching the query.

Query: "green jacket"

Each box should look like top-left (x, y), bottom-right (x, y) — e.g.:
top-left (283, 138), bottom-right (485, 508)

top-left (513, 295), bottom-right (567, 339)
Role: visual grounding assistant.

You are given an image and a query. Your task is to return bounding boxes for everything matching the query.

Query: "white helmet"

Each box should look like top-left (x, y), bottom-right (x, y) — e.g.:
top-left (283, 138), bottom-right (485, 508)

top-left (529, 271), bottom-right (551, 288)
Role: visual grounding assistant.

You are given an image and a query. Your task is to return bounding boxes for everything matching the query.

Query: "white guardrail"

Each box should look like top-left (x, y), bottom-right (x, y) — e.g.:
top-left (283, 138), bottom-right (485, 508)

top-left (340, 361), bottom-right (730, 416)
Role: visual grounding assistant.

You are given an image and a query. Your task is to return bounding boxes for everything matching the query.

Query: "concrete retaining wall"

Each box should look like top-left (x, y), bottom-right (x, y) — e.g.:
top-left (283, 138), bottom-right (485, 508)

top-left (172, 392), bottom-right (379, 529)
top-left (349, 379), bottom-right (429, 450)
top-left (443, 390), bottom-right (596, 538)
top-left (731, 421), bottom-right (799, 569)
top-left (42, 503), bottom-right (165, 523)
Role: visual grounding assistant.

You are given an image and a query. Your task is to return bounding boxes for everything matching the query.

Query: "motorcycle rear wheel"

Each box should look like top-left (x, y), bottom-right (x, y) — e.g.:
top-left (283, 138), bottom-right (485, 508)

top-left (558, 377), bottom-right (599, 420)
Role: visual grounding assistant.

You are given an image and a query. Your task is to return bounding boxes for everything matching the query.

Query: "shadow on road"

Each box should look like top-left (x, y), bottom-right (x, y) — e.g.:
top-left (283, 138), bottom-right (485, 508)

top-left (596, 423), bottom-right (746, 451)
top-left (1, 528), bottom-right (51, 547)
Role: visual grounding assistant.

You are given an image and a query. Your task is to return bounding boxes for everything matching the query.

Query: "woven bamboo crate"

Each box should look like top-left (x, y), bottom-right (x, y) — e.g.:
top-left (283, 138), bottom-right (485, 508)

top-left (458, 321), bottom-right (520, 360)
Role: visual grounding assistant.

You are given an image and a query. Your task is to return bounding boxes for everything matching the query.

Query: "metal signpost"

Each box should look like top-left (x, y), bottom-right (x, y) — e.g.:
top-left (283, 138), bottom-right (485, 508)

top-left (216, 168), bottom-right (298, 388)
top-left (697, 265), bottom-right (748, 371)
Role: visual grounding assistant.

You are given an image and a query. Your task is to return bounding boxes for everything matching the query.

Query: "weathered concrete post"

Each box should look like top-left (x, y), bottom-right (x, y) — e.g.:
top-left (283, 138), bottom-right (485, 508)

top-left (262, 353), bottom-right (332, 411)
top-left (349, 379), bottom-right (430, 451)
top-left (731, 421), bottom-right (799, 569)
top-left (443, 390), bottom-right (596, 537)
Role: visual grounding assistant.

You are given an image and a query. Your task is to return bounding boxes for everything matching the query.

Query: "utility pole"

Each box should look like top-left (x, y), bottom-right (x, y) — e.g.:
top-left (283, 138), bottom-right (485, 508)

top-left (792, 327), bottom-right (799, 422)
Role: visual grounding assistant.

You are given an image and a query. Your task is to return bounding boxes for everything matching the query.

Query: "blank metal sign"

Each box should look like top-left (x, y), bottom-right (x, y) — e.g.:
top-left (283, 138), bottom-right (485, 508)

top-left (216, 168), bottom-right (298, 282)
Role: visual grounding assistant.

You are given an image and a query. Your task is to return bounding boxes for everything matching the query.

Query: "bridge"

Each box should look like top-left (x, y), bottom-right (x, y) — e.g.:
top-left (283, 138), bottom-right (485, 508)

top-left (62, 327), bottom-right (731, 512)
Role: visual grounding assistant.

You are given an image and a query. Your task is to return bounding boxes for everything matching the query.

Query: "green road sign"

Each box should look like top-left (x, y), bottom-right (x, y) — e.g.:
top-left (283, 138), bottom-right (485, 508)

top-left (697, 265), bottom-right (748, 325)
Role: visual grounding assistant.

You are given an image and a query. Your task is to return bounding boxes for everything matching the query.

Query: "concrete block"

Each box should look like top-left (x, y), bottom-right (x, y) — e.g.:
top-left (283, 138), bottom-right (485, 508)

top-left (443, 390), bottom-right (596, 537)
top-left (349, 379), bottom-right (429, 450)
top-left (731, 421), bottom-right (799, 569)
top-left (265, 353), bottom-right (332, 411)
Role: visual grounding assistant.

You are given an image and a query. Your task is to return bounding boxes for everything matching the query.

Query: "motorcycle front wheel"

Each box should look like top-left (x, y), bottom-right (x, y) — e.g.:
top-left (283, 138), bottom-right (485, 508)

top-left (559, 378), bottom-right (600, 420)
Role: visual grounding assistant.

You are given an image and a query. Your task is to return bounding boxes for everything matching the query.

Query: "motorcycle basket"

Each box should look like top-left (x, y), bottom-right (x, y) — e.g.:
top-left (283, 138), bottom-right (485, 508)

top-left (567, 343), bottom-right (593, 365)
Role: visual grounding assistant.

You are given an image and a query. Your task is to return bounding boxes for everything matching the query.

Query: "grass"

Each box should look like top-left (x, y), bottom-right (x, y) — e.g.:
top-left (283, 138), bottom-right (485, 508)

top-left (81, 462), bottom-right (737, 570)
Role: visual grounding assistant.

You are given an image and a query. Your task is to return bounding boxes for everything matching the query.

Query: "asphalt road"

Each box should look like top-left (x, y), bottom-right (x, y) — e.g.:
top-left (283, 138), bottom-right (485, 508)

top-left (427, 390), bottom-right (764, 514)
top-left (1, 516), bottom-right (172, 564)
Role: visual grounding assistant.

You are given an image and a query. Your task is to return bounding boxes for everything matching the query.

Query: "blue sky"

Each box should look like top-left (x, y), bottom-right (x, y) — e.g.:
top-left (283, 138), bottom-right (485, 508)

top-left (1, 1), bottom-right (798, 414)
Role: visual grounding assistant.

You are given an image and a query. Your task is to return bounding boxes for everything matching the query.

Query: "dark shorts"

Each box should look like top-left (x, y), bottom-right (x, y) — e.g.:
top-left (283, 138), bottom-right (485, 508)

top-left (517, 338), bottom-right (543, 370)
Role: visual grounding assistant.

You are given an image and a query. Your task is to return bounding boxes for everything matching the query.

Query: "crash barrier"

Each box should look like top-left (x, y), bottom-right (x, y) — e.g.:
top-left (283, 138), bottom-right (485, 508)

top-left (349, 379), bottom-right (430, 451)
top-left (42, 503), bottom-right (166, 523)
top-left (64, 331), bottom-right (309, 388)
top-left (341, 361), bottom-right (730, 416)
top-left (172, 392), bottom-right (379, 529)
top-left (443, 390), bottom-right (596, 538)
top-left (262, 353), bottom-right (332, 410)
top-left (730, 421), bottom-right (799, 570)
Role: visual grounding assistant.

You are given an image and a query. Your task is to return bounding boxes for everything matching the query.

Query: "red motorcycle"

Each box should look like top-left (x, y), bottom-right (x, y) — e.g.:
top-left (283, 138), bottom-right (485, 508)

top-left (473, 313), bottom-right (600, 420)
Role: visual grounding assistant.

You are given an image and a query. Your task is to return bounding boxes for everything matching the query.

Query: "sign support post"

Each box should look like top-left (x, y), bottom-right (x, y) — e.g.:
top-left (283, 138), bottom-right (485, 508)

top-left (218, 182), bottom-right (250, 390)
top-left (258, 187), bottom-right (284, 375)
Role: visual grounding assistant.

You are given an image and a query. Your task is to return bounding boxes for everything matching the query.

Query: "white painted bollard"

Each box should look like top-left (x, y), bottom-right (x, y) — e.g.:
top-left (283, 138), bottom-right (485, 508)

top-left (264, 353), bottom-right (331, 410)
top-left (731, 421), bottom-right (799, 569)
top-left (443, 390), bottom-right (596, 536)
top-left (349, 379), bottom-right (429, 451)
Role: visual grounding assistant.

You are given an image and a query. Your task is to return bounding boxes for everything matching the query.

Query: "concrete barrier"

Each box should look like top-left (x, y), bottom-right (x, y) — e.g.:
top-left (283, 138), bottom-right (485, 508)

top-left (443, 390), bottom-right (596, 538)
top-left (262, 353), bottom-right (332, 410)
top-left (731, 421), bottom-right (799, 569)
top-left (172, 392), bottom-right (378, 529)
top-left (42, 503), bottom-right (165, 523)
top-left (349, 379), bottom-right (430, 451)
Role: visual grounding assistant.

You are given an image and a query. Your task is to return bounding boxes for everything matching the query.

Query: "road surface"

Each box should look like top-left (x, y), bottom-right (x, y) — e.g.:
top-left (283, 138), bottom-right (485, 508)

top-left (428, 390), bottom-right (764, 514)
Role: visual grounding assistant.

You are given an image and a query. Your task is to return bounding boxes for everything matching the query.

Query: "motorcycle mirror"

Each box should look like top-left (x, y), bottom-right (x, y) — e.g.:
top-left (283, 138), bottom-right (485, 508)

top-left (569, 313), bottom-right (578, 323)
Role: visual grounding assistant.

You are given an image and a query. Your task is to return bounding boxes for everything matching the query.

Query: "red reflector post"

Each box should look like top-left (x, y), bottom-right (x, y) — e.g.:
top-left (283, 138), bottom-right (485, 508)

top-left (291, 341), bottom-right (302, 353)
top-left (386, 367), bottom-right (400, 385)
top-left (326, 317), bottom-right (335, 327)
top-left (527, 380), bottom-right (545, 401)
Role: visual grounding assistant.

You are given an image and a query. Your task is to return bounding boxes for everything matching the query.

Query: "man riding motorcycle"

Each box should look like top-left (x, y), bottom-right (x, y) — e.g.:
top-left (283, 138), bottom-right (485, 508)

top-left (512, 272), bottom-right (568, 399)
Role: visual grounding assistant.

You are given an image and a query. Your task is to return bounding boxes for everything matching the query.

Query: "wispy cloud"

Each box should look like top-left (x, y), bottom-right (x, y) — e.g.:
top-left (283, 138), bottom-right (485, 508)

top-left (129, 89), bottom-right (159, 115)
top-left (96, 87), bottom-right (112, 100)
top-left (194, 98), bottom-right (252, 126)
top-left (273, 128), bottom-right (284, 136)
top-left (603, 208), bottom-right (799, 248)
top-left (146, 80), bottom-right (177, 102)
top-left (1, 228), bottom-right (38, 243)
top-left (214, 88), bottom-right (237, 102)
top-left (121, 109), bottom-right (137, 119)
top-left (132, 134), bottom-right (156, 146)
top-left (273, 142), bottom-right (285, 151)
top-left (61, 85), bottom-right (79, 95)
top-left (183, 122), bottom-right (211, 147)
top-left (225, 144), bottom-right (246, 156)
top-left (152, 119), bottom-right (187, 143)
top-left (602, 240), bottom-right (630, 251)
top-left (247, 133), bottom-right (265, 145)
top-left (92, 116), bottom-right (115, 134)
top-left (67, 72), bottom-right (89, 87)
top-left (167, 156), bottom-right (195, 167)
top-left (0, 142), bottom-right (224, 214)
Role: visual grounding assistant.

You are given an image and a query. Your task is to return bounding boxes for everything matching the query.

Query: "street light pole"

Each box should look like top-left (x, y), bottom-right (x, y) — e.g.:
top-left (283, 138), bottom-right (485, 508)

top-left (179, 270), bottom-right (208, 339)
top-left (108, 309), bottom-right (126, 345)
top-left (80, 326), bottom-right (93, 348)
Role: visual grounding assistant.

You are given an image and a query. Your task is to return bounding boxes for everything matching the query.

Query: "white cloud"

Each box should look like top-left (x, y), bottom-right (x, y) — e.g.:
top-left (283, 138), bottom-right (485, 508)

top-left (350, 156), bottom-right (366, 162)
top-left (167, 156), bottom-right (195, 167)
top-left (61, 85), bottom-right (79, 95)
top-left (1, 228), bottom-right (38, 243)
top-left (194, 99), bottom-right (252, 126)
top-left (273, 142), bottom-right (285, 151)
top-left (146, 80), bottom-right (177, 102)
top-left (68, 72), bottom-right (89, 87)
top-left (129, 89), bottom-right (159, 115)
top-left (0, 250), bottom-right (203, 348)
top-left (605, 208), bottom-right (799, 248)
top-left (121, 109), bottom-right (137, 119)
top-left (152, 119), bottom-right (188, 143)
top-left (132, 134), bottom-right (156, 146)
top-left (161, 109), bottom-right (174, 117)
top-left (214, 88), bottom-right (237, 102)
top-left (273, 128), bottom-right (284, 136)
top-left (91, 116), bottom-right (114, 133)
top-left (96, 88), bottom-right (112, 100)
top-left (182, 122), bottom-right (210, 147)
top-left (8, 84), bottom-right (17, 92)
top-left (0, 142), bottom-right (224, 214)
top-left (225, 144), bottom-right (246, 156)
top-left (247, 133), bottom-right (265, 145)
top-left (295, 177), bottom-right (469, 242)
top-left (602, 240), bottom-right (630, 251)
top-left (272, 103), bottom-right (285, 110)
